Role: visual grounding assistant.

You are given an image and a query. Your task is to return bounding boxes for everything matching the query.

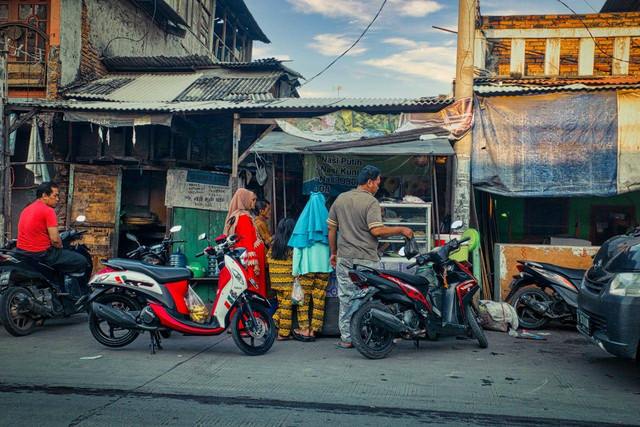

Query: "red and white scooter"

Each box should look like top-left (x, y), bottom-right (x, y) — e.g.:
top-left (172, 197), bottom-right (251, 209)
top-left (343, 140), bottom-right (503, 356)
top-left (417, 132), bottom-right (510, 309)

top-left (86, 234), bottom-right (276, 355)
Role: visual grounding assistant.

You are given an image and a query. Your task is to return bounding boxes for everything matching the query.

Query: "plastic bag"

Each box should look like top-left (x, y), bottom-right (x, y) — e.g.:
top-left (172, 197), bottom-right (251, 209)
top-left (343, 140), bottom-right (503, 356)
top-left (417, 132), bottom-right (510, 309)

top-left (185, 285), bottom-right (209, 323)
top-left (403, 237), bottom-right (420, 259)
top-left (292, 277), bottom-right (305, 306)
top-left (478, 300), bottom-right (519, 333)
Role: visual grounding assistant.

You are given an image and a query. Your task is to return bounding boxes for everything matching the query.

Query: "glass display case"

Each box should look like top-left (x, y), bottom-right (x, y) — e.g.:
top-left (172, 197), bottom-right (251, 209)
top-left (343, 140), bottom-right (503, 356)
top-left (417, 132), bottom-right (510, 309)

top-left (379, 202), bottom-right (432, 261)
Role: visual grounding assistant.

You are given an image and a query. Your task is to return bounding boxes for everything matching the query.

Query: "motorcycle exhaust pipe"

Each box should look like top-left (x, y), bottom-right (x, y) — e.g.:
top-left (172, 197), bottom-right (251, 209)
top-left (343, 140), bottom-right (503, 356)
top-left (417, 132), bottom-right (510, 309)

top-left (92, 302), bottom-right (140, 329)
top-left (369, 308), bottom-right (416, 334)
top-left (16, 294), bottom-right (57, 317)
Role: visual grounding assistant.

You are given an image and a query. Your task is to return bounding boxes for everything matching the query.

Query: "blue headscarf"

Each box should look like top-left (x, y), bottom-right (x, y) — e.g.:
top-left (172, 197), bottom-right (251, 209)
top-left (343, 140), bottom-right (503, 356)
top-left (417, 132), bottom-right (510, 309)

top-left (288, 192), bottom-right (329, 248)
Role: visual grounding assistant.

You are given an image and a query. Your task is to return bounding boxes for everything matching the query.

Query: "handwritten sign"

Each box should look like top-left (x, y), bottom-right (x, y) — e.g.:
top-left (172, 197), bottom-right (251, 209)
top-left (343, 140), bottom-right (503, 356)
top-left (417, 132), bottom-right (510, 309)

top-left (166, 169), bottom-right (231, 211)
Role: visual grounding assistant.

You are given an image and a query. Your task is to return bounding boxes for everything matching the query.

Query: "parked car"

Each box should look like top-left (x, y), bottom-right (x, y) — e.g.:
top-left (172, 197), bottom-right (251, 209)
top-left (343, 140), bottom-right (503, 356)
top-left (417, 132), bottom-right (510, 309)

top-left (577, 229), bottom-right (640, 360)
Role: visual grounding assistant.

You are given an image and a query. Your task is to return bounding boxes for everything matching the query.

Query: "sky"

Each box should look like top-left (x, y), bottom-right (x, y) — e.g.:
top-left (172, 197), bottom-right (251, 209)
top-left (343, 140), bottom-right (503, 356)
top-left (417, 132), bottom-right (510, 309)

top-left (244, 0), bottom-right (608, 98)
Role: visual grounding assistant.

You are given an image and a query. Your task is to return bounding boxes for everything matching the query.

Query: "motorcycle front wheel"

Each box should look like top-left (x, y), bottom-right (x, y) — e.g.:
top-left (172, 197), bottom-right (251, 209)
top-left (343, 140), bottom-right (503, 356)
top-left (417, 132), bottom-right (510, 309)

top-left (231, 303), bottom-right (276, 356)
top-left (465, 303), bottom-right (488, 348)
top-left (0, 286), bottom-right (36, 336)
top-left (88, 293), bottom-right (141, 347)
top-left (511, 287), bottom-right (551, 330)
top-left (350, 301), bottom-right (395, 359)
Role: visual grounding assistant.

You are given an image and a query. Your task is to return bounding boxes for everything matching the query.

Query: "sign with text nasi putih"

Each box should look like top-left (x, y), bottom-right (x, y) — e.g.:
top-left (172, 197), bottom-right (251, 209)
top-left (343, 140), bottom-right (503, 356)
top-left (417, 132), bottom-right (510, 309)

top-left (165, 169), bottom-right (231, 211)
top-left (302, 154), bottom-right (431, 197)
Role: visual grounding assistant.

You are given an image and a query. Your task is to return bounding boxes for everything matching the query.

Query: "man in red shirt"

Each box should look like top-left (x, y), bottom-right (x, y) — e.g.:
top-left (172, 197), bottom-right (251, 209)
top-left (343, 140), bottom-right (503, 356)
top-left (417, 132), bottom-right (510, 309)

top-left (16, 182), bottom-right (89, 285)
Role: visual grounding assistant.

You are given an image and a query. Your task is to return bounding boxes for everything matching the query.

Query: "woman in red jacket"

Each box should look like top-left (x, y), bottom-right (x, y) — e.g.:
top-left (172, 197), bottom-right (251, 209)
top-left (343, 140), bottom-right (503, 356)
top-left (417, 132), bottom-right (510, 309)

top-left (223, 188), bottom-right (266, 297)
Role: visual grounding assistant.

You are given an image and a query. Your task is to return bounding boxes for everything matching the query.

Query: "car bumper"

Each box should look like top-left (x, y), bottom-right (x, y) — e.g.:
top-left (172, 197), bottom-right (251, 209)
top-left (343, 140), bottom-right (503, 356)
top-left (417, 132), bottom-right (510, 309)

top-left (577, 287), bottom-right (640, 360)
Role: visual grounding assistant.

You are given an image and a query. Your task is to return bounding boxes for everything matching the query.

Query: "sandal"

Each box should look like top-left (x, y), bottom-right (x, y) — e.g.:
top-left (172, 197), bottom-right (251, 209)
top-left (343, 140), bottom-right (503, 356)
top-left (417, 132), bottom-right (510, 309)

top-left (292, 331), bottom-right (311, 342)
top-left (335, 340), bottom-right (353, 349)
top-left (277, 335), bottom-right (293, 341)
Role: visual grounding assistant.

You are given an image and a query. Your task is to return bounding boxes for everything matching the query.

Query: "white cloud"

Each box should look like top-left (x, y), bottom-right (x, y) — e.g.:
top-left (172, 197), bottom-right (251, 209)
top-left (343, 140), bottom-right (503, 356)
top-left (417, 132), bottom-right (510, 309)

top-left (383, 37), bottom-right (416, 47)
top-left (309, 33), bottom-right (367, 56)
top-left (390, 0), bottom-right (444, 17)
top-left (285, 0), bottom-right (374, 20)
top-left (285, 0), bottom-right (444, 21)
top-left (361, 40), bottom-right (456, 83)
top-left (298, 89), bottom-right (333, 98)
top-left (251, 44), bottom-right (291, 61)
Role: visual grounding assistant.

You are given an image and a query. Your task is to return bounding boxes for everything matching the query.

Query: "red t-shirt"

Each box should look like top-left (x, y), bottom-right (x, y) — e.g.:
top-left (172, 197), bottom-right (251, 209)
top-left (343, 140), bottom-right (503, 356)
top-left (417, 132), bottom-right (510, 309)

top-left (17, 200), bottom-right (58, 252)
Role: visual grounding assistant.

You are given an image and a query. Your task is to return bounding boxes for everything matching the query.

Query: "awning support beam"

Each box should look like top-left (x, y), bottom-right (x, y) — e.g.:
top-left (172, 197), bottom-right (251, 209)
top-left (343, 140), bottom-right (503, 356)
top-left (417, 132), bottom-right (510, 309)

top-left (238, 124), bottom-right (276, 165)
top-left (9, 108), bottom-right (39, 134)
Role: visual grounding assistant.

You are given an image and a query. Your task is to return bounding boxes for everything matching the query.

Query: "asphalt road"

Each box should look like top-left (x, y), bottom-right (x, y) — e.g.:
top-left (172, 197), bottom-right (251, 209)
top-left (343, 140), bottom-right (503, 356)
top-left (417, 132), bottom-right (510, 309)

top-left (0, 315), bottom-right (638, 426)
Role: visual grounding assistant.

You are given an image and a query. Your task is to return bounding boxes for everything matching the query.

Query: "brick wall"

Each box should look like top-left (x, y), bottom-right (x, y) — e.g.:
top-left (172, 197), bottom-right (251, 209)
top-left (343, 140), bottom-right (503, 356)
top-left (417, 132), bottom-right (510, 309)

top-left (481, 12), bottom-right (640, 77)
top-left (79, 1), bottom-right (107, 84)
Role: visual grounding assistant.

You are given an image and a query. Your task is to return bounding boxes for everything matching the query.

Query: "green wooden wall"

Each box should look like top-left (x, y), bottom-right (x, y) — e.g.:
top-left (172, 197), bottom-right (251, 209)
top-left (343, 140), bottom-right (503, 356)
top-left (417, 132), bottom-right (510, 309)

top-left (171, 207), bottom-right (227, 266)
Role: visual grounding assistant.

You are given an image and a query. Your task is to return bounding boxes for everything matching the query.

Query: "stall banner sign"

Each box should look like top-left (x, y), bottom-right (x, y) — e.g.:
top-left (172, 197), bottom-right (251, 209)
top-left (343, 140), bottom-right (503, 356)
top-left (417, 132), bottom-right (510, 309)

top-left (166, 169), bottom-right (231, 211)
top-left (277, 110), bottom-right (400, 142)
top-left (303, 154), bottom-right (431, 197)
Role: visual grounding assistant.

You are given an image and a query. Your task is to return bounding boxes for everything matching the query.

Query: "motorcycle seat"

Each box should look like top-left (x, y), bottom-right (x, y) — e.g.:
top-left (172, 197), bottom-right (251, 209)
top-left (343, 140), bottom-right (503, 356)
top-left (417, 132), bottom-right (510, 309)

top-left (379, 269), bottom-right (431, 294)
top-left (105, 259), bottom-right (191, 283)
top-left (532, 262), bottom-right (586, 281)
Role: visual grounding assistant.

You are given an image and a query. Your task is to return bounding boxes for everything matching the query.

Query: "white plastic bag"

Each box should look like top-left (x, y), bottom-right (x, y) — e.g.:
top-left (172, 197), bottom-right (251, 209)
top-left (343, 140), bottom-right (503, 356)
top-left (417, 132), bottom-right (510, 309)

top-left (185, 285), bottom-right (209, 323)
top-left (291, 277), bottom-right (304, 306)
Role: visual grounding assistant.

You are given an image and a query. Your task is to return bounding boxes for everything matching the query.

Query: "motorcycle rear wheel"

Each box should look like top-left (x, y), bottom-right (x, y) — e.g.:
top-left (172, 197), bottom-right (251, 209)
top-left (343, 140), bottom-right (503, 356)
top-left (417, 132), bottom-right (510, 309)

top-left (511, 287), bottom-right (551, 330)
top-left (1, 286), bottom-right (36, 336)
top-left (465, 303), bottom-right (488, 348)
top-left (350, 301), bottom-right (395, 359)
top-left (231, 303), bottom-right (276, 356)
top-left (88, 293), bottom-right (141, 347)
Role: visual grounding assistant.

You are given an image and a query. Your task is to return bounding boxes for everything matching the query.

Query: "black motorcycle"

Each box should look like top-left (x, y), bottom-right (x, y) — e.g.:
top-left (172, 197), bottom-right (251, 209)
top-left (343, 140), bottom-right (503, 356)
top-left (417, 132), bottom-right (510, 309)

top-left (343, 221), bottom-right (488, 359)
top-left (505, 260), bottom-right (584, 329)
top-left (0, 215), bottom-right (93, 336)
top-left (125, 225), bottom-right (184, 265)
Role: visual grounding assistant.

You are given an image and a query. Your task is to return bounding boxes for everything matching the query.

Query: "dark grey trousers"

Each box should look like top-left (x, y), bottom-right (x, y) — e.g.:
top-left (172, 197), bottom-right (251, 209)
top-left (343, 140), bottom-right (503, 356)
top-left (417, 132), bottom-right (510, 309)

top-left (16, 247), bottom-right (89, 277)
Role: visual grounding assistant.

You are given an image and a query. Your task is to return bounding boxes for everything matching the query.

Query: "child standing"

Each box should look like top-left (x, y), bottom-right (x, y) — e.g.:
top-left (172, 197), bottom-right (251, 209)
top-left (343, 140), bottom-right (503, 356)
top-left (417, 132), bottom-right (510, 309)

top-left (266, 218), bottom-right (296, 341)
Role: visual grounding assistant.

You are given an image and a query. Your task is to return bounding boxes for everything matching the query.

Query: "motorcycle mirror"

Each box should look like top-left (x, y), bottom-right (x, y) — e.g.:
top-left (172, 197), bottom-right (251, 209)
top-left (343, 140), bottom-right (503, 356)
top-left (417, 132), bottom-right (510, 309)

top-left (451, 220), bottom-right (463, 230)
top-left (198, 233), bottom-right (207, 241)
top-left (75, 215), bottom-right (86, 223)
top-left (126, 233), bottom-right (140, 245)
top-left (169, 225), bottom-right (182, 233)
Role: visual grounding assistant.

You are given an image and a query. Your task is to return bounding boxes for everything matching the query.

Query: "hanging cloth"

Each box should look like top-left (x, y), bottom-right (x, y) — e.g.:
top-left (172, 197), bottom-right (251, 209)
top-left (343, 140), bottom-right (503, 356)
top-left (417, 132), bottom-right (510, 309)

top-left (26, 120), bottom-right (50, 185)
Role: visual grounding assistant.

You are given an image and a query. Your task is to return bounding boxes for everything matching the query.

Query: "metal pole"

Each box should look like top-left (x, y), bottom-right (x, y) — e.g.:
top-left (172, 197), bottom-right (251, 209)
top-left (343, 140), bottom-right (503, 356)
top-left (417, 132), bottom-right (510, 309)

top-left (271, 156), bottom-right (277, 226)
top-left (452, 0), bottom-right (476, 229)
top-left (231, 113), bottom-right (240, 193)
top-left (282, 154), bottom-right (286, 218)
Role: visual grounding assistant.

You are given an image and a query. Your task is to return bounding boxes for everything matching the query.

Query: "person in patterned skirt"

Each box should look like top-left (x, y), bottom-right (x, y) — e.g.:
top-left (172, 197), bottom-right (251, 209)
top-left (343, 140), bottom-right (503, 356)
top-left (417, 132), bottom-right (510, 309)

top-left (266, 217), bottom-right (296, 341)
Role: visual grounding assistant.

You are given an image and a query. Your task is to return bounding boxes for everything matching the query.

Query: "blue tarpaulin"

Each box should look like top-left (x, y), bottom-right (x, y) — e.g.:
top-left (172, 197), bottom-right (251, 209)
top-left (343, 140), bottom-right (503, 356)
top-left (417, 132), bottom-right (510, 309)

top-left (472, 92), bottom-right (618, 197)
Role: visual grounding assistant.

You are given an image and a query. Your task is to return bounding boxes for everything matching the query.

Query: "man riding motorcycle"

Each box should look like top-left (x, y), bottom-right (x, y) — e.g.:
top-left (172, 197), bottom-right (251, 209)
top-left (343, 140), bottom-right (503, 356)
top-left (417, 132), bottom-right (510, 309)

top-left (15, 181), bottom-right (89, 293)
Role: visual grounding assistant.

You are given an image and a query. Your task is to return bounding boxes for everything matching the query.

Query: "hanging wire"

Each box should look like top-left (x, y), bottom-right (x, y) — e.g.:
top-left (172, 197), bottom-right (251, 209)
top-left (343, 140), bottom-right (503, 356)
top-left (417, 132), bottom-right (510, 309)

top-left (300, 0), bottom-right (388, 88)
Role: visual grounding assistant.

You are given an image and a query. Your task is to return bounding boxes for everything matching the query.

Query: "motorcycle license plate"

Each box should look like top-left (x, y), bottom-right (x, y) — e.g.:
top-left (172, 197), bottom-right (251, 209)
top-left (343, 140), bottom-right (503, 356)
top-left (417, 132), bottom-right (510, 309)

top-left (577, 310), bottom-right (590, 333)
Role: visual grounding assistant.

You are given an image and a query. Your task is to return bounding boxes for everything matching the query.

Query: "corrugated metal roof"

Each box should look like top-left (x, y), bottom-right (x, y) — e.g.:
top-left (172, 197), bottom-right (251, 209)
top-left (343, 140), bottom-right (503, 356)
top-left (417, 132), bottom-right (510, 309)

top-left (9, 97), bottom-right (450, 113)
top-left (474, 82), bottom-right (640, 95)
top-left (175, 72), bottom-right (281, 101)
top-left (474, 76), bottom-right (640, 86)
top-left (68, 74), bottom-right (202, 102)
top-left (600, 0), bottom-right (640, 12)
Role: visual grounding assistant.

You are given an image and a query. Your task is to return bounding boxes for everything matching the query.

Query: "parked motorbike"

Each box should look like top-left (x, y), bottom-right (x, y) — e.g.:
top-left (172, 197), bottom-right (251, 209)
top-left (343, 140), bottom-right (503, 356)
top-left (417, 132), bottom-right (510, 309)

top-left (0, 215), bottom-right (93, 336)
top-left (125, 225), bottom-right (185, 265)
top-left (86, 233), bottom-right (276, 355)
top-left (343, 221), bottom-right (488, 359)
top-left (505, 260), bottom-right (584, 329)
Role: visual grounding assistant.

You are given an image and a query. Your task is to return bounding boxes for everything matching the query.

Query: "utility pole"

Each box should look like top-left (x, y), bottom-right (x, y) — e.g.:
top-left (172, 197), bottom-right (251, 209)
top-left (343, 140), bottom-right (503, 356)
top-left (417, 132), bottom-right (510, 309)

top-left (0, 38), bottom-right (6, 239)
top-left (452, 0), bottom-right (476, 229)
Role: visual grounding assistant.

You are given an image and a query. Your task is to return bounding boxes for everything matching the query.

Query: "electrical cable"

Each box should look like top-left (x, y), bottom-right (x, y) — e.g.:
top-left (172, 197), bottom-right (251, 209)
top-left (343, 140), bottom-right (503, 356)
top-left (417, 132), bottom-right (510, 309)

top-left (300, 0), bottom-right (388, 88)
top-left (556, 0), bottom-right (640, 64)
top-left (102, 0), bottom-right (158, 56)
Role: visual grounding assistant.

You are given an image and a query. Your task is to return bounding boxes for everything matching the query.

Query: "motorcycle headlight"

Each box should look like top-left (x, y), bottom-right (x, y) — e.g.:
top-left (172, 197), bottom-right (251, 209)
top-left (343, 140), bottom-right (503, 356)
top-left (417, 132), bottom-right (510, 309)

top-left (239, 250), bottom-right (248, 267)
top-left (609, 273), bottom-right (640, 297)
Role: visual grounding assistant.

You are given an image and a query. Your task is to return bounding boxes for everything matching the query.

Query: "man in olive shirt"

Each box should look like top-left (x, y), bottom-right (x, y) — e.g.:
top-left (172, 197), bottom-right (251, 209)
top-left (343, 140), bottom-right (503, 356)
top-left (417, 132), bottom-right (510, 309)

top-left (328, 165), bottom-right (413, 348)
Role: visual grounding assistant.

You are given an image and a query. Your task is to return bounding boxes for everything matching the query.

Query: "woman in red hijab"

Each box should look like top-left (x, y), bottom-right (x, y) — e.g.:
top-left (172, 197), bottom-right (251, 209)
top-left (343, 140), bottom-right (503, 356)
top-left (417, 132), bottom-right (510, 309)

top-left (223, 188), bottom-right (266, 297)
